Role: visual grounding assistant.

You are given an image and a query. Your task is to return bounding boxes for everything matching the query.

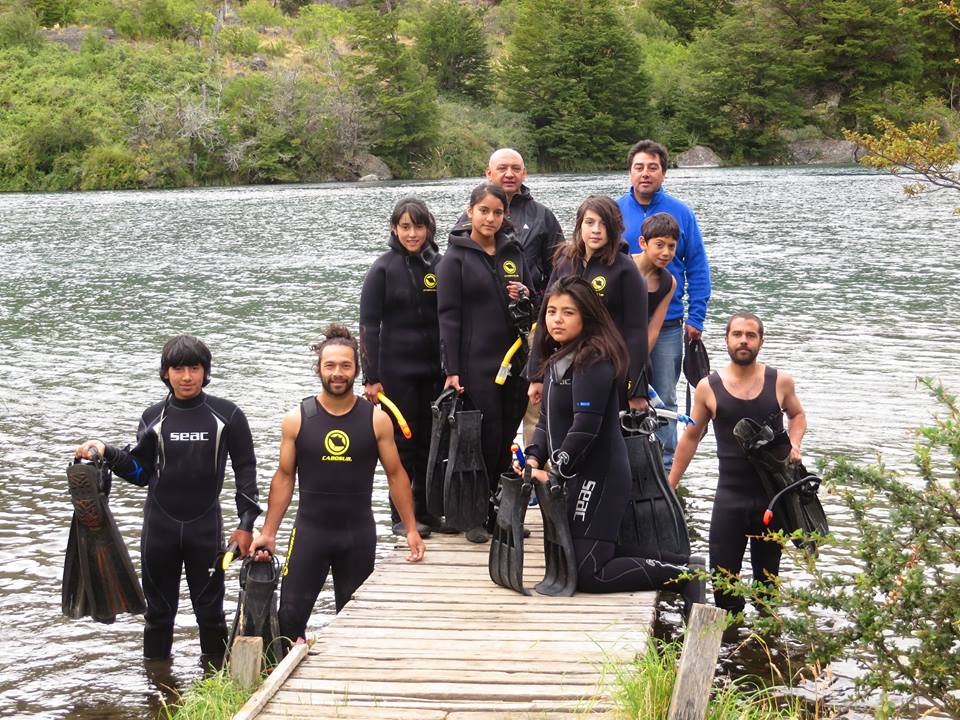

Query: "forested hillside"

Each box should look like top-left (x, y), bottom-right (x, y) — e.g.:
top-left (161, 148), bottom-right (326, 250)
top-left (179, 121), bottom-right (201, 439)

top-left (1, 0), bottom-right (957, 191)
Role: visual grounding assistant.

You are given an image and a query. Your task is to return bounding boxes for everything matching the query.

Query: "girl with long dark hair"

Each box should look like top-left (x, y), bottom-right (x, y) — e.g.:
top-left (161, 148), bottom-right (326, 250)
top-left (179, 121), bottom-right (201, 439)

top-left (523, 276), bottom-right (703, 604)
top-left (528, 195), bottom-right (649, 410)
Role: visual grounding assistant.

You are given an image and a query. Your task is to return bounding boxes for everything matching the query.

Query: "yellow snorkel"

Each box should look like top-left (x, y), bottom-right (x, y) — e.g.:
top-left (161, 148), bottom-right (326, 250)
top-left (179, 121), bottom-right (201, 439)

top-left (495, 322), bottom-right (536, 385)
top-left (377, 392), bottom-right (413, 439)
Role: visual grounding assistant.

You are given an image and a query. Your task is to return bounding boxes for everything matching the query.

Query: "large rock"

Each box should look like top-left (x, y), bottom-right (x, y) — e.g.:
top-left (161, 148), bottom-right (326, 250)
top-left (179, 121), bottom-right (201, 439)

top-left (788, 139), bottom-right (861, 165)
top-left (42, 27), bottom-right (115, 50)
top-left (674, 145), bottom-right (722, 168)
top-left (353, 153), bottom-right (393, 181)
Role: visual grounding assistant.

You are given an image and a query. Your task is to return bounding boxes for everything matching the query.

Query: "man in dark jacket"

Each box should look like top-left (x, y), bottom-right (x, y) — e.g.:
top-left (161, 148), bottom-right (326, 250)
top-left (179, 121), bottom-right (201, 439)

top-left (457, 148), bottom-right (565, 298)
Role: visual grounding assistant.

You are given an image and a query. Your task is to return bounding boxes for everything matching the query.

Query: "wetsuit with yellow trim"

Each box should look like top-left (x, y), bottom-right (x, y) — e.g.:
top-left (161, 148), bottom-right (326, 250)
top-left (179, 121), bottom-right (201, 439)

top-left (359, 233), bottom-right (442, 524)
top-left (530, 243), bottom-right (649, 402)
top-left (278, 395), bottom-right (377, 639)
top-left (102, 392), bottom-right (259, 659)
top-left (437, 223), bottom-right (532, 511)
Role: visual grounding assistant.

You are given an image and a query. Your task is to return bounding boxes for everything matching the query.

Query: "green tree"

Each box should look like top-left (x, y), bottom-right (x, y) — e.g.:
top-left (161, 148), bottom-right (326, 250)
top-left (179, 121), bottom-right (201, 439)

top-left (349, 0), bottom-right (439, 175)
top-left (499, 0), bottom-right (651, 171)
top-left (415, 0), bottom-right (490, 100)
top-left (645, 0), bottom-right (732, 41)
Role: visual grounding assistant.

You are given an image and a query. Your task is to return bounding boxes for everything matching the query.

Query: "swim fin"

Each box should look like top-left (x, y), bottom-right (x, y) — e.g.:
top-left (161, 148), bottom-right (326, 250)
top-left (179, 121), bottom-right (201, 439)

top-left (733, 417), bottom-right (829, 554)
top-left (227, 555), bottom-right (284, 665)
top-left (489, 467), bottom-right (532, 595)
top-left (62, 453), bottom-right (146, 624)
top-left (618, 410), bottom-right (691, 558)
top-left (442, 395), bottom-right (489, 532)
top-left (425, 387), bottom-right (458, 520)
top-left (534, 471), bottom-right (577, 597)
top-left (683, 336), bottom-right (711, 416)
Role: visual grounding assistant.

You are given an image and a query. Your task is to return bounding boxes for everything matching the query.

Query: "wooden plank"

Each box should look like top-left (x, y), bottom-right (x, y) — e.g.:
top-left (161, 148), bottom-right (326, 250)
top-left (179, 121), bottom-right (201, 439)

top-left (667, 603), bottom-right (727, 720)
top-left (282, 678), bottom-right (601, 700)
top-left (267, 692), bottom-right (611, 712)
top-left (230, 636), bottom-right (264, 690)
top-left (234, 642), bottom-right (311, 720)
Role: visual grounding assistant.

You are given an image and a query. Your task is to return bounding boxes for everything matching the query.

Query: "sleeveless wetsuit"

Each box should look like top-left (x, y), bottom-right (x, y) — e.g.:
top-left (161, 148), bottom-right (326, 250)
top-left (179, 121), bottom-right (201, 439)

top-left (278, 396), bottom-right (378, 639)
top-left (708, 366), bottom-right (784, 612)
top-left (360, 235), bottom-right (442, 523)
top-left (527, 357), bottom-right (689, 593)
top-left (647, 266), bottom-right (672, 319)
top-left (104, 392), bottom-right (259, 659)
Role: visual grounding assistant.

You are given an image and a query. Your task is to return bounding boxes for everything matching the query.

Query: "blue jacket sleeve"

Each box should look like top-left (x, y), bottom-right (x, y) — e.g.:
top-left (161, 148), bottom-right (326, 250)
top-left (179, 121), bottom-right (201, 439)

top-left (681, 213), bottom-right (711, 331)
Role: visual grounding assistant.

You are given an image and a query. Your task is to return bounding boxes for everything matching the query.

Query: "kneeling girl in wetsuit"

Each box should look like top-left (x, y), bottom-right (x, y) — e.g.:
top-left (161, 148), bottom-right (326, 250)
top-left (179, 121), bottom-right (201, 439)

top-left (360, 197), bottom-right (444, 536)
top-left (528, 195), bottom-right (649, 411)
top-left (522, 276), bottom-right (703, 607)
top-left (437, 182), bottom-right (532, 542)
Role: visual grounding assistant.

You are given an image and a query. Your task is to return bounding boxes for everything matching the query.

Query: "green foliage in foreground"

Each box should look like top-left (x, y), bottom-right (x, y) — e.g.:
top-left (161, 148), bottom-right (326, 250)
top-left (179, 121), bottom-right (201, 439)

top-left (729, 379), bottom-right (960, 718)
top-left (611, 639), bottom-right (806, 719)
top-left (160, 667), bottom-right (252, 720)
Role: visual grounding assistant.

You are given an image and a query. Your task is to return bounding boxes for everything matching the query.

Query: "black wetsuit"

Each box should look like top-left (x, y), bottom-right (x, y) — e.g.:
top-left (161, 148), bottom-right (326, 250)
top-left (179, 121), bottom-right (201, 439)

top-left (278, 396), bottom-right (377, 639)
top-left (647, 266), bottom-right (672, 318)
top-left (526, 356), bottom-right (688, 593)
top-left (437, 225), bottom-right (532, 515)
top-left (708, 366), bottom-right (784, 612)
top-left (104, 392), bottom-right (259, 659)
top-left (531, 244), bottom-right (648, 400)
top-left (455, 184), bottom-right (564, 297)
top-left (359, 234), bottom-right (442, 522)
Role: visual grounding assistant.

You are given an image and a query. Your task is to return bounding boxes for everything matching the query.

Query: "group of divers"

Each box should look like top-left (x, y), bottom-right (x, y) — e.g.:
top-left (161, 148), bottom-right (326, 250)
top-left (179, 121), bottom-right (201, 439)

top-left (61, 140), bottom-right (827, 666)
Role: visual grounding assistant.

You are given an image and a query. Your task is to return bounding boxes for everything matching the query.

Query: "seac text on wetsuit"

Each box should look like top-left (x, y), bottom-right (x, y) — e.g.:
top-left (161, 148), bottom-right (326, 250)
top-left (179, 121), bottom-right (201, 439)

top-left (104, 392), bottom-right (259, 659)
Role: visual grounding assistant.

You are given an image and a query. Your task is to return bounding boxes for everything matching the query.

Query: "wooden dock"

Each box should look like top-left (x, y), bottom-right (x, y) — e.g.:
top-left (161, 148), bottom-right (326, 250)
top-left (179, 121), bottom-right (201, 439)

top-left (237, 513), bottom-right (656, 719)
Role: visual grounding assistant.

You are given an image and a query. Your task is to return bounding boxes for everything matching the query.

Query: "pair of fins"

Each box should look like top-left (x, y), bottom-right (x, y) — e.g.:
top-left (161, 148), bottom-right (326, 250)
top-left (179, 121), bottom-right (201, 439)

top-left (227, 554), bottom-right (285, 665)
top-left (684, 336), bottom-right (711, 415)
top-left (618, 410), bottom-right (691, 558)
top-left (62, 452), bottom-right (146, 624)
top-left (488, 466), bottom-right (577, 597)
top-left (425, 388), bottom-right (489, 532)
top-left (733, 417), bottom-right (829, 554)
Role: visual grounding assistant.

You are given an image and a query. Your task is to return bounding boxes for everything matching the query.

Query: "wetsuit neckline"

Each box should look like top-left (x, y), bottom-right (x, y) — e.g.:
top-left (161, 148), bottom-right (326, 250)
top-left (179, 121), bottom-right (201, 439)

top-left (312, 394), bottom-right (359, 418)
top-left (714, 365), bottom-right (768, 402)
top-left (168, 392), bottom-right (205, 409)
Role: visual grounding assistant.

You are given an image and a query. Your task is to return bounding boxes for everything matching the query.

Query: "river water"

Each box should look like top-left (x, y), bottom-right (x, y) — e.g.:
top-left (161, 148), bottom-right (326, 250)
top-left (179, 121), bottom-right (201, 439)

top-left (0, 168), bottom-right (957, 719)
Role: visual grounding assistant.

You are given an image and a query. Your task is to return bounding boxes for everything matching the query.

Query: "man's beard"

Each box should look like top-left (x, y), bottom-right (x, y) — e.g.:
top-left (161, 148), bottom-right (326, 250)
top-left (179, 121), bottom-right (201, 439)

top-left (728, 346), bottom-right (758, 366)
top-left (321, 375), bottom-right (355, 396)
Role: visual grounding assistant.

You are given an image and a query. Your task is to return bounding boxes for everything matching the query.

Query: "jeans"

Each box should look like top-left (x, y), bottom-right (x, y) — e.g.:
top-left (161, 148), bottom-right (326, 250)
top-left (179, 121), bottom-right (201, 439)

top-left (650, 323), bottom-right (683, 470)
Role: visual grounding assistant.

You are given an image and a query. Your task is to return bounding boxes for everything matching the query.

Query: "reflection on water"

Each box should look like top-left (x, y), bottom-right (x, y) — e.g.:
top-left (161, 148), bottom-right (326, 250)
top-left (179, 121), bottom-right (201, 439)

top-left (0, 168), bottom-right (957, 718)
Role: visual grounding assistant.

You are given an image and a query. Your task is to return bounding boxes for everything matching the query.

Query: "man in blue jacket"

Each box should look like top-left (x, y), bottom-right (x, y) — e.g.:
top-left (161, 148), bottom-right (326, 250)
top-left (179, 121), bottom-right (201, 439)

top-left (617, 140), bottom-right (712, 469)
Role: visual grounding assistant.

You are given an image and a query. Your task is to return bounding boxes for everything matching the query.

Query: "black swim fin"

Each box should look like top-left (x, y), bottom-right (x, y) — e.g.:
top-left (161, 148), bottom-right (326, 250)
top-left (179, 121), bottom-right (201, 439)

top-left (618, 410), bottom-right (691, 559)
top-left (489, 467), bottom-right (532, 595)
top-left (442, 395), bottom-right (489, 532)
top-left (425, 387), bottom-right (458, 520)
top-left (733, 417), bottom-right (829, 554)
top-left (534, 471), bottom-right (577, 597)
top-left (62, 453), bottom-right (146, 624)
top-left (227, 555), bottom-right (285, 665)
top-left (683, 336), bottom-right (711, 416)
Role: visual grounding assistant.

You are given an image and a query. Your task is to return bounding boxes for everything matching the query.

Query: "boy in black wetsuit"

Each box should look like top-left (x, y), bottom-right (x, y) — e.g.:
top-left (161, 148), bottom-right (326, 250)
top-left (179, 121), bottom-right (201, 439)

top-left (250, 325), bottom-right (425, 644)
top-left (669, 313), bottom-right (807, 612)
top-left (75, 335), bottom-right (260, 661)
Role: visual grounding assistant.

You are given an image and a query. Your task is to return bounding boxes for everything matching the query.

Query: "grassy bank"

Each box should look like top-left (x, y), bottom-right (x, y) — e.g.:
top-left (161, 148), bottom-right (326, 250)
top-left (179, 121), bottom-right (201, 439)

top-left (160, 667), bottom-right (252, 720)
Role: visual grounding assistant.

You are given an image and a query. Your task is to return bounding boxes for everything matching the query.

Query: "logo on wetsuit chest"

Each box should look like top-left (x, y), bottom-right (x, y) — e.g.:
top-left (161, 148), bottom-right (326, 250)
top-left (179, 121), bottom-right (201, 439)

top-left (591, 276), bottom-right (607, 294)
top-left (323, 430), bottom-right (352, 462)
top-left (169, 431), bottom-right (209, 441)
top-left (423, 273), bottom-right (437, 291)
top-left (502, 260), bottom-right (518, 278)
top-left (574, 479), bottom-right (597, 522)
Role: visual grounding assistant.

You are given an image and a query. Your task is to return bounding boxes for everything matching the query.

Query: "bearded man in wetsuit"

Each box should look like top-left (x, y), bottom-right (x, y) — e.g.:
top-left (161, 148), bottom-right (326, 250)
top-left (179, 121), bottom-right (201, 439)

top-left (75, 334), bottom-right (260, 662)
top-left (668, 313), bottom-right (807, 613)
top-left (250, 324), bottom-right (425, 644)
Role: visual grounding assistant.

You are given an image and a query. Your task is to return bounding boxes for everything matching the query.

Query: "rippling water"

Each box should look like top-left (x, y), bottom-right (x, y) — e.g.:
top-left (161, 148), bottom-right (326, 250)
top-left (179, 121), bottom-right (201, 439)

top-left (0, 168), bottom-right (957, 719)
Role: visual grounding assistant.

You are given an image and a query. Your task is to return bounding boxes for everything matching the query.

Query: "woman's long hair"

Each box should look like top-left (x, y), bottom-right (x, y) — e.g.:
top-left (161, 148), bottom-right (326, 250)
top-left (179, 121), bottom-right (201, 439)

top-left (535, 276), bottom-right (628, 382)
top-left (554, 195), bottom-right (624, 267)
